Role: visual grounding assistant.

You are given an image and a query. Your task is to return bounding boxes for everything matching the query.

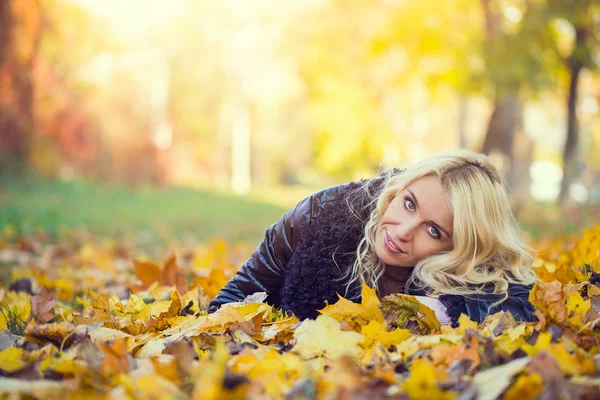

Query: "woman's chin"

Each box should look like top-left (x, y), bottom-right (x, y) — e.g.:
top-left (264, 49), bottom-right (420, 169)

top-left (375, 245), bottom-right (395, 265)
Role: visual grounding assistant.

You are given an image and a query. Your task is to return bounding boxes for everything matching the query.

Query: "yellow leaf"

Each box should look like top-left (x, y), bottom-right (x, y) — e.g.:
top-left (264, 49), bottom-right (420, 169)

top-left (40, 355), bottom-right (87, 377)
top-left (293, 315), bottom-right (363, 360)
top-left (522, 332), bottom-right (595, 376)
top-left (565, 291), bottom-right (591, 327)
top-left (402, 358), bottom-right (455, 400)
top-left (360, 320), bottom-right (411, 349)
top-left (89, 290), bottom-right (111, 322)
top-left (134, 373), bottom-right (183, 400)
top-left (191, 342), bottom-right (229, 400)
top-left (0, 347), bottom-right (28, 373)
top-left (571, 226), bottom-right (600, 271)
top-left (319, 282), bottom-right (383, 330)
top-left (503, 373), bottom-right (543, 400)
top-left (193, 268), bottom-right (228, 299)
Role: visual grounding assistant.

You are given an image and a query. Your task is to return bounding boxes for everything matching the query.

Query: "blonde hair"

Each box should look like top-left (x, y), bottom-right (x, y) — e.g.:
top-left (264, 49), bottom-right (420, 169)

top-left (345, 149), bottom-right (538, 308)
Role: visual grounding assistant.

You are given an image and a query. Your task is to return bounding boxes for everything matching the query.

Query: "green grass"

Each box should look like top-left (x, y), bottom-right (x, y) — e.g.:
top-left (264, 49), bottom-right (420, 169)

top-left (0, 175), bottom-right (291, 247)
top-left (1, 174), bottom-right (597, 251)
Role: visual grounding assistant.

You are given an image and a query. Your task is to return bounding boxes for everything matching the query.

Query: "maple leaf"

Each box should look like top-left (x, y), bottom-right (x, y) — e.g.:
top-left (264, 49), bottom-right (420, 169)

top-left (528, 281), bottom-right (567, 327)
top-left (133, 253), bottom-right (187, 294)
top-left (292, 315), bottom-right (363, 360)
top-left (360, 320), bottom-right (411, 349)
top-left (319, 282), bottom-right (383, 330)
top-left (30, 287), bottom-right (56, 324)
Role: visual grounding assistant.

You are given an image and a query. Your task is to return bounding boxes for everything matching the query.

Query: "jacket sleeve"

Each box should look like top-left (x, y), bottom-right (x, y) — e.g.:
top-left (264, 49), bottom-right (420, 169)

top-left (207, 193), bottom-right (314, 312)
top-left (439, 283), bottom-right (537, 327)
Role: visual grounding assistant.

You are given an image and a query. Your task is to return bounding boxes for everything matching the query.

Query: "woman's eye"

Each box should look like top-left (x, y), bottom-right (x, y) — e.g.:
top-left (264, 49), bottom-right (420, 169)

top-left (404, 198), bottom-right (415, 211)
top-left (428, 226), bottom-right (440, 239)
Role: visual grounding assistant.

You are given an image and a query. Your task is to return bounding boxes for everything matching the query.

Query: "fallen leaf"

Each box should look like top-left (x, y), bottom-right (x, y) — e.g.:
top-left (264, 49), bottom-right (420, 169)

top-left (99, 337), bottom-right (130, 376)
top-left (502, 372), bottom-right (543, 400)
top-left (380, 293), bottom-right (440, 334)
top-left (0, 347), bottom-right (29, 373)
top-left (319, 282), bottom-right (384, 330)
top-left (528, 281), bottom-right (567, 327)
top-left (25, 322), bottom-right (84, 350)
top-left (469, 356), bottom-right (530, 400)
top-left (30, 287), bottom-right (56, 324)
top-left (292, 315), bottom-right (363, 360)
top-left (360, 320), bottom-right (411, 349)
top-left (401, 358), bottom-right (455, 400)
top-left (134, 253), bottom-right (187, 294)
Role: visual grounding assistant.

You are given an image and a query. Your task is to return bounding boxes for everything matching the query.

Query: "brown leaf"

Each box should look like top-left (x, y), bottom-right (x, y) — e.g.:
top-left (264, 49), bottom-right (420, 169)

top-left (133, 253), bottom-right (187, 294)
top-left (30, 287), bottom-right (56, 324)
top-left (163, 338), bottom-right (197, 376)
top-left (527, 351), bottom-right (563, 383)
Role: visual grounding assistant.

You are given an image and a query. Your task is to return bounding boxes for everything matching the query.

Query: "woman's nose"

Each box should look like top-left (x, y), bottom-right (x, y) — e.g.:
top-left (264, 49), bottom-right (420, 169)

top-left (395, 220), bottom-right (417, 242)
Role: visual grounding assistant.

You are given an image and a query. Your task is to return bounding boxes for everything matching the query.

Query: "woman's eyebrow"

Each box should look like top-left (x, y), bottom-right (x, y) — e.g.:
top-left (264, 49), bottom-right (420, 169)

top-left (407, 189), bottom-right (451, 238)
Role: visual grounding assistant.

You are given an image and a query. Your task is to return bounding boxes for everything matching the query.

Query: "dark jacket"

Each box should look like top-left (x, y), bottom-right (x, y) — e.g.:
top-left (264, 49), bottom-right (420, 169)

top-left (208, 173), bottom-right (537, 327)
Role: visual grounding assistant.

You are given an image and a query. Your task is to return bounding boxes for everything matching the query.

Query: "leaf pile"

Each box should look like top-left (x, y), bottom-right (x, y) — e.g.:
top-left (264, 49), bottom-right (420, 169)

top-left (0, 227), bottom-right (600, 399)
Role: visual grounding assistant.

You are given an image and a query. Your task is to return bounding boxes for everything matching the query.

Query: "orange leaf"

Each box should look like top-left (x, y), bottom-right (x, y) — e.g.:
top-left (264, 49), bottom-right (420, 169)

top-left (133, 253), bottom-right (187, 294)
top-left (99, 337), bottom-right (130, 376)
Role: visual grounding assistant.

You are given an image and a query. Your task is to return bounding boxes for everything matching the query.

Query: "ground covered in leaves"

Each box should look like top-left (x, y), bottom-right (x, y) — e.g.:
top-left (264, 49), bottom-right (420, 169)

top-left (1, 227), bottom-right (600, 399)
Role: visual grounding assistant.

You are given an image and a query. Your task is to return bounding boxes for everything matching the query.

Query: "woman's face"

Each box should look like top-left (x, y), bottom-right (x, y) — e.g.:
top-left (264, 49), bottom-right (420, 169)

top-left (375, 175), bottom-right (454, 267)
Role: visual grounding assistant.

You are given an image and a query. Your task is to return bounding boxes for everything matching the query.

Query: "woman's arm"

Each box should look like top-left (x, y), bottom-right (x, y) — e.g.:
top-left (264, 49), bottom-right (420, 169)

top-left (439, 283), bottom-right (537, 326)
top-left (207, 195), bottom-right (313, 312)
top-left (207, 183), bottom-right (350, 312)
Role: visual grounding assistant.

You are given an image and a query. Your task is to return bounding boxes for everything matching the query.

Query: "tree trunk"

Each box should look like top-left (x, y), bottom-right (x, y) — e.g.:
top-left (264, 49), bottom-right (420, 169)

top-left (481, 92), bottom-right (522, 189)
top-left (479, 0), bottom-right (531, 205)
top-left (558, 27), bottom-right (586, 205)
top-left (0, 0), bottom-right (41, 175)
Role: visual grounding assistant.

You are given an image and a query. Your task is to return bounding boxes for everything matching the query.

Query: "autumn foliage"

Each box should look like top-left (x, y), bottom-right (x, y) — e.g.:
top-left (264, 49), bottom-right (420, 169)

top-left (0, 227), bottom-right (600, 399)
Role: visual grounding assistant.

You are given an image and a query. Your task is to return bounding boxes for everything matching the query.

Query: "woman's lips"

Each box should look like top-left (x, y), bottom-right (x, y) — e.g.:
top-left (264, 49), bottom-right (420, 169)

top-left (385, 230), bottom-right (404, 254)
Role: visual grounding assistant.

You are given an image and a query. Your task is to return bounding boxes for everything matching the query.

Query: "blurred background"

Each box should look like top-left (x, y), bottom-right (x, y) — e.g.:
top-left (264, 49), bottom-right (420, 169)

top-left (1, 0), bottom-right (599, 246)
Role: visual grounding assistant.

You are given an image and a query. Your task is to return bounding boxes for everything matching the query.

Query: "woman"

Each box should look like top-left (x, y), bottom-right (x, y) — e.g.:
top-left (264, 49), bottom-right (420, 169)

top-left (208, 150), bottom-right (539, 327)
